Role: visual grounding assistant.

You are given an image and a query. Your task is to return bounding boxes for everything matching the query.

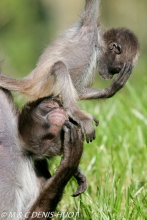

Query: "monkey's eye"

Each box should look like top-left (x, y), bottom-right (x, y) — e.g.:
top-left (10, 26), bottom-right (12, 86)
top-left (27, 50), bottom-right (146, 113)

top-left (109, 42), bottom-right (122, 54)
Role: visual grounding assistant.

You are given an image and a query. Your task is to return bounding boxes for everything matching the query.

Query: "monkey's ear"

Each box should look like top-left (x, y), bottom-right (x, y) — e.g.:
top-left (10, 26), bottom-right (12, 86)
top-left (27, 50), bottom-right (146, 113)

top-left (109, 42), bottom-right (122, 54)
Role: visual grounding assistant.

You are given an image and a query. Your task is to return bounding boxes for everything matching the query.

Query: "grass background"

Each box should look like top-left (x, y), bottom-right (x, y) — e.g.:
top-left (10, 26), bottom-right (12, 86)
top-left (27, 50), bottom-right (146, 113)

top-left (49, 62), bottom-right (147, 219)
top-left (0, 0), bottom-right (147, 219)
top-left (53, 63), bottom-right (147, 220)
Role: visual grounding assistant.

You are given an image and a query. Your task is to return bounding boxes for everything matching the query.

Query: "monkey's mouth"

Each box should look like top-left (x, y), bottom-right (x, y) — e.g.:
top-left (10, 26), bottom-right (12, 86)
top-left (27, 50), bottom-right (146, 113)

top-left (100, 67), bottom-right (121, 80)
top-left (98, 62), bottom-right (123, 80)
top-left (46, 108), bottom-right (68, 126)
top-left (109, 67), bottom-right (121, 75)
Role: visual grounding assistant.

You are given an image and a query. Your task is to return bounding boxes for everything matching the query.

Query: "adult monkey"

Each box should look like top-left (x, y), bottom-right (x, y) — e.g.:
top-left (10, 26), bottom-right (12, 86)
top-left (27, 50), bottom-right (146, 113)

top-left (0, 0), bottom-right (140, 143)
top-left (0, 88), bottom-right (84, 220)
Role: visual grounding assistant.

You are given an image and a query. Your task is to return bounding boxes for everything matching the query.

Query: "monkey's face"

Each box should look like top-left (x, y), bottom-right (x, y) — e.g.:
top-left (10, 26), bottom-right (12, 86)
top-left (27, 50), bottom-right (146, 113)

top-left (97, 44), bottom-right (124, 80)
top-left (98, 28), bottom-right (140, 80)
top-left (19, 97), bottom-right (68, 156)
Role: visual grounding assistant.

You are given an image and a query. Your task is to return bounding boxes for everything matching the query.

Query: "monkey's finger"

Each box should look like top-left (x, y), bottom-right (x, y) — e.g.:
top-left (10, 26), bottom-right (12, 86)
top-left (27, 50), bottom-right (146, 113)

top-left (119, 62), bottom-right (127, 75)
top-left (86, 132), bottom-right (96, 143)
top-left (119, 63), bottom-right (132, 84)
top-left (64, 120), bottom-right (74, 143)
top-left (121, 72), bottom-right (131, 83)
top-left (124, 62), bottom-right (132, 74)
top-left (63, 125), bottom-right (70, 143)
top-left (64, 120), bottom-right (71, 128)
top-left (93, 117), bottom-right (99, 127)
top-left (72, 181), bottom-right (87, 197)
top-left (111, 62), bottom-right (132, 91)
top-left (70, 124), bottom-right (78, 144)
top-left (63, 124), bottom-right (68, 132)
top-left (76, 127), bottom-right (84, 143)
top-left (120, 63), bottom-right (132, 78)
top-left (85, 128), bottom-right (96, 143)
top-left (64, 120), bottom-right (79, 143)
top-left (80, 124), bottom-right (86, 138)
top-left (72, 171), bottom-right (87, 197)
top-left (109, 63), bottom-right (126, 89)
top-left (112, 63), bottom-right (126, 82)
top-left (88, 126), bottom-right (96, 143)
top-left (62, 125), bottom-right (74, 160)
top-left (114, 63), bottom-right (127, 83)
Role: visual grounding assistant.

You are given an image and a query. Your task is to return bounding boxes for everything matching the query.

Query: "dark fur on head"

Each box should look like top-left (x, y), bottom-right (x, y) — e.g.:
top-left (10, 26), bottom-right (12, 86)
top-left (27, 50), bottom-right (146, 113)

top-left (103, 28), bottom-right (140, 64)
top-left (98, 27), bottom-right (140, 80)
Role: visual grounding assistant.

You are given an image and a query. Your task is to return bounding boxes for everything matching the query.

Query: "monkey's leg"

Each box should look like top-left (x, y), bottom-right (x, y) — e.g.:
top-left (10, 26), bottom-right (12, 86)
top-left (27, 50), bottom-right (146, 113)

top-left (79, 63), bottom-right (132, 100)
top-left (52, 61), bottom-right (98, 143)
top-left (33, 159), bottom-right (87, 199)
top-left (26, 124), bottom-right (83, 220)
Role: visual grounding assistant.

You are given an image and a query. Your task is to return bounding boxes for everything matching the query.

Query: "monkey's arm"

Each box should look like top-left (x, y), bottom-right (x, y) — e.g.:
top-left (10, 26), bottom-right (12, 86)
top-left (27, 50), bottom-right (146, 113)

top-left (79, 63), bottom-right (132, 100)
top-left (26, 125), bottom-right (84, 219)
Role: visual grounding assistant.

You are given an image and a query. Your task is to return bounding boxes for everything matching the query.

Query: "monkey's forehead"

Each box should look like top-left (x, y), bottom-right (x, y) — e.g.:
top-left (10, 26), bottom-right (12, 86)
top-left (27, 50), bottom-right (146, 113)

top-left (41, 99), bottom-right (61, 108)
top-left (39, 96), bottom-right (64, 110)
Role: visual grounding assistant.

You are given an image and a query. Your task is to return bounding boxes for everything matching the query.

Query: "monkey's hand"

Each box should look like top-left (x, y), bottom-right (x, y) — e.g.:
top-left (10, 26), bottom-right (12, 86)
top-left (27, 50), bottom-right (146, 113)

top-left (66, 109), bottom-right (99, 143)
top-left (72, 168), bottom-right (87, 197)
top-left (105, 63), bottom-right (132, 98)
top-left (63, 122), bottom-right (87, 197)
top-left (59, 124), bottom-right (84, 178)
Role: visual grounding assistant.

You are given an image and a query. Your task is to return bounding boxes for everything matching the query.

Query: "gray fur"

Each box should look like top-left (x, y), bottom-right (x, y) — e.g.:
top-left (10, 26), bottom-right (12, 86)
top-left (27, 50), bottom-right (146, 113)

top-left (0, 89), bottom-right (40, 220)
top-left (0, 0), bottom-right (140, 143)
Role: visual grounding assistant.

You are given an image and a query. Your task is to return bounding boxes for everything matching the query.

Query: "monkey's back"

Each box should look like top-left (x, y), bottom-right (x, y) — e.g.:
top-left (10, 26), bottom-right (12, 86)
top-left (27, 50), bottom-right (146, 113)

top-left (24, 25), bottom-right (97, 100)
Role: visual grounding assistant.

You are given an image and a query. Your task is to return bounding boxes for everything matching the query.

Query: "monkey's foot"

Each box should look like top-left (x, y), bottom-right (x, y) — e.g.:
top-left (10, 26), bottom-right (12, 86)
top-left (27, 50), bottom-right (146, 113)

top-left (80, 116), bottom-right (99, 143)
top-left (67, 111), bottom-right (99, 143)
top-left (72, 169), bottom-right (87, 197)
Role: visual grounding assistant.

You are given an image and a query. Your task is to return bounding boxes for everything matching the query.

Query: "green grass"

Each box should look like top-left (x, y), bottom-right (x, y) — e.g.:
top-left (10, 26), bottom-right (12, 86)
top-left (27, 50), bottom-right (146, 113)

top-left (49, 68), bottom-right (147, 220)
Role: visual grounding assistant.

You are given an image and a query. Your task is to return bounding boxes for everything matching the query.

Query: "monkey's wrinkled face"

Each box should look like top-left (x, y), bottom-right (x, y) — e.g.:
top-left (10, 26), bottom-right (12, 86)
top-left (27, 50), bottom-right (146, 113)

top-left (36, 98), bottom-right (68, 139)
top-left (19, 98), bottom-right (68, 155)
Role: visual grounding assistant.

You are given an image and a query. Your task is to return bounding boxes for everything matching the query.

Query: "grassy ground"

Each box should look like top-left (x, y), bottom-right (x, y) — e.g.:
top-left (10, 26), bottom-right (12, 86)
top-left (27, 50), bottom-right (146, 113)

top-left (48, 64), bottom-right (147, 220)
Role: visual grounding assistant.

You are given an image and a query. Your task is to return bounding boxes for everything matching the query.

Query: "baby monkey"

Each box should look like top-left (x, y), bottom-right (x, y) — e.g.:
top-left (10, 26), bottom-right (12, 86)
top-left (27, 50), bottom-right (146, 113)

top-left (0, 0), bottom-right (140, 142)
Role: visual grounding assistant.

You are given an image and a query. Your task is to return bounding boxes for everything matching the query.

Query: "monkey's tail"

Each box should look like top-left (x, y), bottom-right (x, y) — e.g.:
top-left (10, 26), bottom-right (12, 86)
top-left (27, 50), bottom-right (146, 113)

top-left (83, 0), bottom-right (100, 26)
top-left (0, 73), bottom-right (30, 95)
